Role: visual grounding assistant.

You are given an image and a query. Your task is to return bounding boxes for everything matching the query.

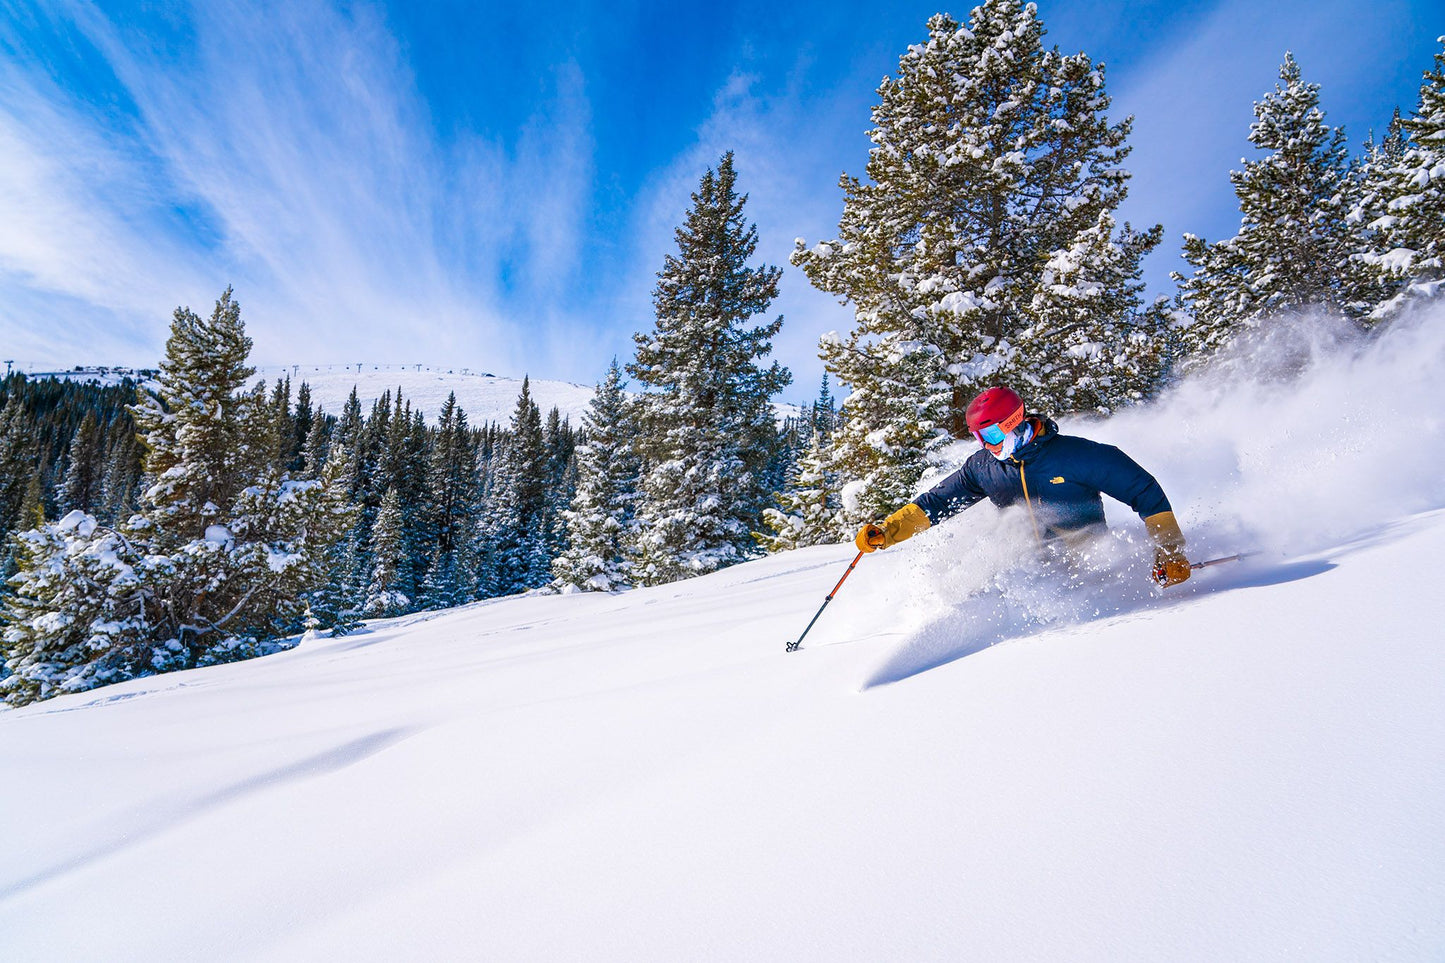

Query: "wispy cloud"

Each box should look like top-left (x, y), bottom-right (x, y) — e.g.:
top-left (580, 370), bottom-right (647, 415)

top-left (0, 0), bottom-right (599, 377)
top-left (0, 6), bottom-right (213, 363)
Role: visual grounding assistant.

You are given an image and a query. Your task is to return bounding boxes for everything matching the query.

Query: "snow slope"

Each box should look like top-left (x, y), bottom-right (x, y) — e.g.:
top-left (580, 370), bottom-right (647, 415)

top-left (3, 307), bottom-right (1444, 961)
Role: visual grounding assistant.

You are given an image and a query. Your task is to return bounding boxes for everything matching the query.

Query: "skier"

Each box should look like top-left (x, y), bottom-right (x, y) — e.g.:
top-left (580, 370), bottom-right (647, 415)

top-left (854, 386), bottom-right (1192, 586)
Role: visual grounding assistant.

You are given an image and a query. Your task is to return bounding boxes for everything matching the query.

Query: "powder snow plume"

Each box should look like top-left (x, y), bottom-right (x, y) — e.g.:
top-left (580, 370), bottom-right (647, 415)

top-left (864, 302), bottom-right (1445, 686)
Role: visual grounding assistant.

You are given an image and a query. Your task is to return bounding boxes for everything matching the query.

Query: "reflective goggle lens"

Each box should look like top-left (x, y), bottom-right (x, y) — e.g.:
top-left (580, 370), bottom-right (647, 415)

top-left (977, 423), bottom-right (1007, 446)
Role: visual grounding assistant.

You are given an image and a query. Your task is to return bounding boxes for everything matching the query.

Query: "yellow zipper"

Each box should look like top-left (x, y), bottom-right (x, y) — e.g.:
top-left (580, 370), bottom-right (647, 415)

top-left (1017, 457), bottom-right (1043, 545)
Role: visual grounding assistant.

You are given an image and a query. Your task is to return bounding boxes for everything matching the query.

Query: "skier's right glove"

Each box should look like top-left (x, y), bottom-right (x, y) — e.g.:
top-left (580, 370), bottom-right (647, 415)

top-left (1145, 510), bottom-right (1191, 587)
top-left (855, 503), bottom-right (932, 553)
top-left (855, 523), bottom-right (886, 553)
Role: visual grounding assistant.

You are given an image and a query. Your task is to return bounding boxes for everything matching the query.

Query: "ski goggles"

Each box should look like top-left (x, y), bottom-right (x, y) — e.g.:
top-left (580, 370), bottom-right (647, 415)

top-left (974, 405), bottom-right (1026, 447)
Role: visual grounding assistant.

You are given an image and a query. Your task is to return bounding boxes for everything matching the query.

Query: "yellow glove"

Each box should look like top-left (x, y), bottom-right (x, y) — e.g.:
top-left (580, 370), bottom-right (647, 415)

top-left (855, 503), bottom-right (932, 553)
top-left (855, 523), bottom-right (886, 553)
top-left (1145, 511), bottom-right (1191, 587)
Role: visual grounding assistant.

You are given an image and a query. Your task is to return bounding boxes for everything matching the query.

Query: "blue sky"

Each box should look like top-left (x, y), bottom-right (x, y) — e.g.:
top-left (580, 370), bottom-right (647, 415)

top-left (0, 0), bottom-right (1438, 404)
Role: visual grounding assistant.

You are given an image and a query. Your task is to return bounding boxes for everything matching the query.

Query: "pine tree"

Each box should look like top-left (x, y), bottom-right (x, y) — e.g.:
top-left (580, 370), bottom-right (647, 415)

top-left (300, 433), bottom-right (366, 635)
top-left (300, 407), bottom-right (330, 480)
top-left (60, 411), bottom-right (104, 514)
top-left (1340, 111), bottom-right (1409, 318)
top-left (0, 400), bottom-right (36, 555)
top-left (1175, 53), bottom-right (1356, 357)
top-left (811, 373), bottom-right (838, 440)
top-left (1, 293), bottom-right (361, 701)
top-left (363, 487), bottom-right (412, 617)
top-left (99, 424), bottom-right (142, 525)
top-left (218, 381), bottom-right (357, 644)
top-left (757, 430), bottom-right (843, 553)
top-left (131, 287), bottom-right (256, 548)
top-left (553, 360), bottom-right (641, 592)
top-left (292, 381), bottom-right (314, 472)
top-left (541, 407), bottom-right (578, 571)
top-left (18, 469), bottom-right (45, 530)
top-left (1, 512), bottom-right (154, 705)
top-left (629, 152), bottom-right (791, 585)
top-left (486, 378), bottom-right (551, 595)
top-left (422, 392), bottom-right (478, 607)
top-left (331, 388), bottom-right (365, 497)
top-left (792, 2), bottom-right (1160, 517)
top-left (269, 377), bottom-right (295, 474)
top-left (1354, 40), bottom-right (1445, 319)
top-left (123, 288), bottom-right (352, 659)
top-left (1022, 211), bottom-right (1166, 410)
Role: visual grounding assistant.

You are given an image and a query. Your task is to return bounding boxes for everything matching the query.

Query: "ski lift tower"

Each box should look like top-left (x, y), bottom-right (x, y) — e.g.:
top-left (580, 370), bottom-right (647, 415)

top-left (3, 360), bottom-right (11, 377)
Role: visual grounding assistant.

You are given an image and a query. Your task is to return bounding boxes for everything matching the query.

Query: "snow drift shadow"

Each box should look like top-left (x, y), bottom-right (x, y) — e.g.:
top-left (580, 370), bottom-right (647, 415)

top-left (863, 550), bottom-right (1336, 689)
top-left (0, 727), bottom-right (418, 902)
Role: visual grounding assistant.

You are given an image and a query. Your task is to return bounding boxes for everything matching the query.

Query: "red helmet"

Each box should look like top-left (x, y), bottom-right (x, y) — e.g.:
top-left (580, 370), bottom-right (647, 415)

top-left (965, 386), bottom-right (1025, 438)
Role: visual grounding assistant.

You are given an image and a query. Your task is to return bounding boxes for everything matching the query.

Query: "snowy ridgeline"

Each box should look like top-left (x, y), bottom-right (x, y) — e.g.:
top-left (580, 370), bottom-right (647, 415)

top-left (14, 365), bottom-right (159, 391)
top-left (29, 362), bottom-right (806, 427)
top-left (250, 364), bottom-right (596, 425)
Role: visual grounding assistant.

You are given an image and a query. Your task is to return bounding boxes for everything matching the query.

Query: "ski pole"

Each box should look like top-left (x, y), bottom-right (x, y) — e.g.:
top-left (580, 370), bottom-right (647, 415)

top-left (1192, 551), bottom-right (1257, 570)
top-left (787, 550), bottom-right (865, 653)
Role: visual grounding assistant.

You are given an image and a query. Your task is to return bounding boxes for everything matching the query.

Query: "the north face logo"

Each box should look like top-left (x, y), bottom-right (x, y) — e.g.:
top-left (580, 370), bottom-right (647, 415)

top-left (1050, 476), bottom-right (1066, 484)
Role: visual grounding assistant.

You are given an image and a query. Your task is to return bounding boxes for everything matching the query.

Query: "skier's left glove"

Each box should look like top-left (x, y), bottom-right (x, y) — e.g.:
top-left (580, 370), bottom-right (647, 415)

top-left (1145, 511), bottom-right (1190, 587)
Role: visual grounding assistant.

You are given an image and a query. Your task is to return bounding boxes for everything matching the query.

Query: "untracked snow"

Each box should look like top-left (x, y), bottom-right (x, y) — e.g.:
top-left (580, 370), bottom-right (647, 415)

top-left (2, 306), bottom-right (1444, 960)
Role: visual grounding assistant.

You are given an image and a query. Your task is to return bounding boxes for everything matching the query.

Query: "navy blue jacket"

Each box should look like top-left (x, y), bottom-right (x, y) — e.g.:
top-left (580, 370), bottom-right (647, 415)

top-left (913, 418), bottom-right (1171, 539)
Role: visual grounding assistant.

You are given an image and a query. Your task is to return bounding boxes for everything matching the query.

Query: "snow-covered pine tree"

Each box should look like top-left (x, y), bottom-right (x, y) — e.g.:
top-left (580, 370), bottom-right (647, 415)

top-left (126, 288), bottom-right (258, 660)
top-left (1339, 112), bottom-right (1409, 319)
top-left (300, 407), bottom-right (330, 480)
top-left (1, 511), bottom-right (155, 706)
top-left (364, 486), bottom-right (412, 617)
top-left (1022, 211), bottom-right (1166, 411)
top-left (540, 406), bottom-right (578, 573)
top-left (131, 287), bottom-right (255, 550)
top-left (332, 387), bottom-right (365, 497)
top-left (60, 411), bottom-right (104, 515)
top-left (269, 377), bottom-right (296, 475)
top-left (485, 378), bottom-right (551, 595)
top-left (1174, 53), bottom-right (1357, 357)
top-left (811, 372), bottom-right (838, 440)
top-left (553, 359), bottom-right (641, 592)
top-left (422, 392), bottom-right (479, 607)
top-left (792, 2), bottom-right (1160, 520)
top-left (292, 381), bottom-right (314, 473)
top-left (0, 400), bottom-right (37, 560)
top-left (366, 390), bottom-right (428, 614)
top-left (757, 429), bottom-right (842, 553)
top-left (301, 426), bottom-right (366, 635)
top-left (99, 422), bottom-right (142, 525)
top-left (220, 380), bottom-right (359, 644)
top-left (1354, 40), bottom-right (1445, 319)
top-left (629, 152), bottom-right (791, 586)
